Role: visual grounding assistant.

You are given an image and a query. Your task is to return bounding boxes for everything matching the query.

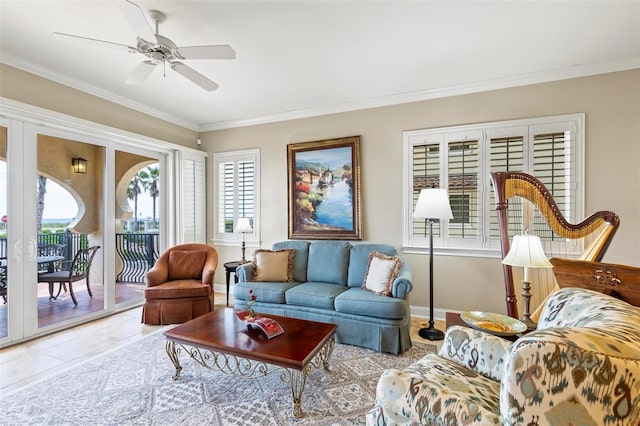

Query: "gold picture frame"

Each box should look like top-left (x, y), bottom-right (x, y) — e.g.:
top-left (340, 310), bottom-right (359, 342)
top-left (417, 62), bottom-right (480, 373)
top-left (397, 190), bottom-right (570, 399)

top-left (287, 135), bottom-right (362, 240)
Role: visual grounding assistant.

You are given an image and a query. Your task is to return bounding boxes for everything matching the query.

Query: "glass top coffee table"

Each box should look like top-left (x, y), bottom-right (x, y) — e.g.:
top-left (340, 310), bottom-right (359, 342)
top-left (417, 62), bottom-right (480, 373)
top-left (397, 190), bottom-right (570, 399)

top-left (164, 308), bottom-right (337, 418)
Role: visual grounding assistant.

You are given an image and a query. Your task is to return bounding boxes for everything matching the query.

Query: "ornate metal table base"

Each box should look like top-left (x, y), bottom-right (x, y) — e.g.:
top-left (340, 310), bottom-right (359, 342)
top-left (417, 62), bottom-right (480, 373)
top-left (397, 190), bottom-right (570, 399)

top-left (165, 339), bottom-right (335, 418)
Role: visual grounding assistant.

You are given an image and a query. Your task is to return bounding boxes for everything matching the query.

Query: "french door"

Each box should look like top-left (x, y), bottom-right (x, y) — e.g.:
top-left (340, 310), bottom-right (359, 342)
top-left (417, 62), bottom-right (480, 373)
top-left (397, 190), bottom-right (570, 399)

top-left (0, 117), bottom-right (170, 347)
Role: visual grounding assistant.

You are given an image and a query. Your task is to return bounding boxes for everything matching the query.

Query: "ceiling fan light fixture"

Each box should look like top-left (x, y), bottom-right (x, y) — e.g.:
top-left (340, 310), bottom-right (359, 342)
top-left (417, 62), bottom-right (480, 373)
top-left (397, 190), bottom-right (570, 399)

top-left (53, 0), bottom-right (234, 91)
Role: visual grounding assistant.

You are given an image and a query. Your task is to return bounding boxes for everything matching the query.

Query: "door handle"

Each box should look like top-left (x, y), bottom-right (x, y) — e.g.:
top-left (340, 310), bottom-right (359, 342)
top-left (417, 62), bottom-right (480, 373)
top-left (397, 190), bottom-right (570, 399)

top-left (13, 239), bottom-right (22, 262)
top-left (26, 238), bottom-right (36, 260)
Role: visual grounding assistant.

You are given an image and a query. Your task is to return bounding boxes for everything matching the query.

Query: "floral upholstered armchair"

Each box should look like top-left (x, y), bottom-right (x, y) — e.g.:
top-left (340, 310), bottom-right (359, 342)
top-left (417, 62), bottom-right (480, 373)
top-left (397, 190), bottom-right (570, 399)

top-left (367, 287), bottom-right (640, 425)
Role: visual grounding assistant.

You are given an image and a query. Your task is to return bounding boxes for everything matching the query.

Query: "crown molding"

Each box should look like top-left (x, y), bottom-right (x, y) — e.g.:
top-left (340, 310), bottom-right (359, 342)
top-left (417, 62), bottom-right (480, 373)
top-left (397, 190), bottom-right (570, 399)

top-left (3, 53), bottom-right (638, 134)
top-left (199, 56), bottom-right (640, 132)
top-left (1, 55), bottom-right (199, 131)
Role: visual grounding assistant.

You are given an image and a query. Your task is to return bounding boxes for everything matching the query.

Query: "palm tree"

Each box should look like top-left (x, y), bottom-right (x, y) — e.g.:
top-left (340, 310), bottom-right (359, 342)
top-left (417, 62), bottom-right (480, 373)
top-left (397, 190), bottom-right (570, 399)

top-left (36, 176), bottom-right (47, 235)
top-left (127, 173), bottom-right (144, 231)
top-left (141, 166), bottom-right (159, 225)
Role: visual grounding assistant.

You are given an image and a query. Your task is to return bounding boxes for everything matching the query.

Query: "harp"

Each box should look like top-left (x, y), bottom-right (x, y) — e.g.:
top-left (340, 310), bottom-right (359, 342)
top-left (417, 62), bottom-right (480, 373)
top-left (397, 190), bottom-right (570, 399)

top-left (491, 171), bottom-right (620, 318)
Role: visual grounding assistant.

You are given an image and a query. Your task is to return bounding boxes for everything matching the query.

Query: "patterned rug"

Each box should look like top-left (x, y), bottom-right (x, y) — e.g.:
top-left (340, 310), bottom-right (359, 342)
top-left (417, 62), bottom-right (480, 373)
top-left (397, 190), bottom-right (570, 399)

top-left (3, 329), bottom-right (437, 425)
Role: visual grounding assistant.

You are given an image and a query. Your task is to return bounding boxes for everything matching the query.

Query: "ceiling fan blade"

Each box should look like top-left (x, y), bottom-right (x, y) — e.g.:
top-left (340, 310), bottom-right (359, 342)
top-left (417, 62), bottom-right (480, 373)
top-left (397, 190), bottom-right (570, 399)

top-left (176, 45), bottom-right (236, 60)
top-left (171, 62), bottom-right (219, 91)
top-left (126, 60), bottom-right (157, 84)
top-left (116, 0), bottom-right (157, 42)
top-left (53, 32), bottom-right (135, 52)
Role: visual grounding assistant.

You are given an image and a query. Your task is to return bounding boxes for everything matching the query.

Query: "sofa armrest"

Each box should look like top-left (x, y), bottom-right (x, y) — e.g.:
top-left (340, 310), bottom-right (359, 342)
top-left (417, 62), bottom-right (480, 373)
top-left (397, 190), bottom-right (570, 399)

top-left (236, 262), bottom-right (253, 282)
top-left (391, 263), bottom-right (413, 298)
top-left (501, 329), bottom-right (640, 425)
top-left (438, 325), bottom-right (512, 381)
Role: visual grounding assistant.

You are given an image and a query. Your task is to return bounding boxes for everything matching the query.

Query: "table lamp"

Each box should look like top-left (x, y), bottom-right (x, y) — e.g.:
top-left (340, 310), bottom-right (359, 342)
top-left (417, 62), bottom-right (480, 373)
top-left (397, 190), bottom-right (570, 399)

top-left (501, 233), bottom-right (553, 330)
top-left (234, 218), bottom-right (253, 263)
top-left (413, 187), bottom-right (453, 341)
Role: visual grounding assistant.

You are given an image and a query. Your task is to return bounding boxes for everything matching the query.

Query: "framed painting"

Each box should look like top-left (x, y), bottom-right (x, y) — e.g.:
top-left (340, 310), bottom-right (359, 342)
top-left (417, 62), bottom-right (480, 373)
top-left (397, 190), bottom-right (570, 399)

top-left (287, 135), bottom-right (362, 240)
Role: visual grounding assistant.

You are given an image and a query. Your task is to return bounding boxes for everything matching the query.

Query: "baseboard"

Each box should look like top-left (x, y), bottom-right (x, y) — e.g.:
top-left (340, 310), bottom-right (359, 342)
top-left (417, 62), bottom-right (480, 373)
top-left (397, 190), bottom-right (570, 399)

top-left (410, 305), bottom-right (462, 323)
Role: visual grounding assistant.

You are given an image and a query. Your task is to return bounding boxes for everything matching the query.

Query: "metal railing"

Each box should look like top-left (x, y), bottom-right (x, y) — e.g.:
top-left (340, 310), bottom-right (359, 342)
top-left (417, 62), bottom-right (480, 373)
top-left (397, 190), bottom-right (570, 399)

top-left (115, 233), bottom-right (159, 283)
top-left (0, 231), bottom-right (159, 284)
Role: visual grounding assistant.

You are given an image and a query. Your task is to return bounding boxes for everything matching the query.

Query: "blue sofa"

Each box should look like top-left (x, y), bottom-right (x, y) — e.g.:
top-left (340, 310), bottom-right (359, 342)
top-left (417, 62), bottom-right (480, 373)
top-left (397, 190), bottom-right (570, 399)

top-left (233, 240), bottom-right (413, 354)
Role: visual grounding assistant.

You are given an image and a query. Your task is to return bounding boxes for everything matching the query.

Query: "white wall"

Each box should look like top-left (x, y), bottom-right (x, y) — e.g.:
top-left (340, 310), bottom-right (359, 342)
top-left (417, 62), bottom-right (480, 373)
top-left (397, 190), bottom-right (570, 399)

top-left (203, 69), bottom-right (640, 317)
top-left (0, 64), bottom-right (199, 147)
top-left (2, 62), bottom-right (638, 318)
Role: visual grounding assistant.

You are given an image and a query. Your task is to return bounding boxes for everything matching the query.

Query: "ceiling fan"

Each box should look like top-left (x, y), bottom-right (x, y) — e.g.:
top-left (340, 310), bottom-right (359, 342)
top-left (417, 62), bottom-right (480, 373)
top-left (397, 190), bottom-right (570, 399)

top-left (53, 0), bottom-right (235, 91)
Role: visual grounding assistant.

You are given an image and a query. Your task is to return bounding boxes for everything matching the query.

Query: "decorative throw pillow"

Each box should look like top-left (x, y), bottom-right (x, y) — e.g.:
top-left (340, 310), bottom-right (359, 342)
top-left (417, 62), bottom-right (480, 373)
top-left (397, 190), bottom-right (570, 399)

top-left (168, 250), bottom-right (207, 281)
top-left (251, 249), bottom-right (295, 282)
top-left (362, 251), bottom-right (403, 296)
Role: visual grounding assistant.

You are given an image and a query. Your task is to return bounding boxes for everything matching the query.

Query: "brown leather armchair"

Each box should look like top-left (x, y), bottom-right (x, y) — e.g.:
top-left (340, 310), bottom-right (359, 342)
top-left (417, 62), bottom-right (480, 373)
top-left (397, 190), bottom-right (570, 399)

top-left (142, 243), bottom-right (218, 325)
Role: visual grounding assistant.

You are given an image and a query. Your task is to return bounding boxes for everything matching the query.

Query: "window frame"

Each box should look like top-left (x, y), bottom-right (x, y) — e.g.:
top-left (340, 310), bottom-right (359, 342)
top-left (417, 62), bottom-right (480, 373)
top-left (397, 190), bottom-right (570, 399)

top-left (212, 149), bottom-right (260, 246)
top-left (402, 114), bottom-right (585, 258)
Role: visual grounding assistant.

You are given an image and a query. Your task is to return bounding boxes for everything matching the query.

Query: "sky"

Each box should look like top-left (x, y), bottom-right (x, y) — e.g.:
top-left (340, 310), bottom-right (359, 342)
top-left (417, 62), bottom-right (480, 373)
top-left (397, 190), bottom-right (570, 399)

top-left (0, 162), bottom-right (156, 220)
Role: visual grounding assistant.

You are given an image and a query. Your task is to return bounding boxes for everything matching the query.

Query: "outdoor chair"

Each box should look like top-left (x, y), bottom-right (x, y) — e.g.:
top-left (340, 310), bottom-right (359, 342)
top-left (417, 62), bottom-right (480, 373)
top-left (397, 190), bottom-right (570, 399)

top-left (38, 245), bottom-right (100, 306)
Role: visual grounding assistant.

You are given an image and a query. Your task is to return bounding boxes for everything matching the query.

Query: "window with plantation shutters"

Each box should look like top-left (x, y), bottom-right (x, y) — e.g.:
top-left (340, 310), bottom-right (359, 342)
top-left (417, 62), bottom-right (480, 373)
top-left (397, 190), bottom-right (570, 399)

top-left (403, 114), bottom-right (584, 257)
top-left (213, 149), bottom-right (260, 245)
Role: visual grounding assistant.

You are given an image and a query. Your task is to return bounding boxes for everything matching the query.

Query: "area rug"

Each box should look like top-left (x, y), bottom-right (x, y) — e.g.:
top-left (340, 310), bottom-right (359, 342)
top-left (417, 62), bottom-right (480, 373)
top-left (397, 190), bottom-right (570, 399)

top-left (3, 330), bottom-right (436, 425)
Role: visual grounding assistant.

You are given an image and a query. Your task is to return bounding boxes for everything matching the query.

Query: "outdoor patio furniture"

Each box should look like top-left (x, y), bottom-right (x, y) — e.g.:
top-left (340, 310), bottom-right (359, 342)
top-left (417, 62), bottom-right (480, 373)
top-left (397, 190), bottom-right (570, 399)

top-left (37, 244), bottom-right (67, 275)
top-left (38, 246), bottom-right (100, 306)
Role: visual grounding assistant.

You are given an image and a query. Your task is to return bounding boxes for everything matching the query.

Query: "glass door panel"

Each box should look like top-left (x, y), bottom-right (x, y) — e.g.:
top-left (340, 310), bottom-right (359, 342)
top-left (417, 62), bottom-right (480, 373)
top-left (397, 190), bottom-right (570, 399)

top-left (0, 126), bottom-right (7, 339)
top-left (36, 134), bottom-right (105, 329)
top-left (114, 150), bottom-right (160, 305)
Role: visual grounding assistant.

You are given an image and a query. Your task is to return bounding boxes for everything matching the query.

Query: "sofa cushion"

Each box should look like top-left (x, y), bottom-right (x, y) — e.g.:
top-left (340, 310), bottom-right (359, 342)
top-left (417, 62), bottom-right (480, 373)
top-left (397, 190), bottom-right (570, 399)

top-left (251, 249), bottom-right (295, 282)
top-left (347, 244), bottom-right (397, 287)
top-left (362, 251), bottom-right (403, 296)
top-left (272, 240), bottom-right (310, 282)
top-left (307, 241), bottom-right (351, 285)
top-left (286, 282), bottom-right (348, 310)
top-left (335, 288), bottom-right (408, 319)
top-left (144, 280), bottom-right (210, 299)
top-left (234, 281), bottom-right (301, 304)
top-left (370, 353), bottom-right (501, 425)
top-left (167, 250), bottom-right (206, 281)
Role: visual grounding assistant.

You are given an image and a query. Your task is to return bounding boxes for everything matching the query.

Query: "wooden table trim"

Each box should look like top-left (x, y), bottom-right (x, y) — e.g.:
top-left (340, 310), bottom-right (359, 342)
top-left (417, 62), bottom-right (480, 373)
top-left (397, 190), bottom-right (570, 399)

top-left (163, 308), bottom-right (337, 418)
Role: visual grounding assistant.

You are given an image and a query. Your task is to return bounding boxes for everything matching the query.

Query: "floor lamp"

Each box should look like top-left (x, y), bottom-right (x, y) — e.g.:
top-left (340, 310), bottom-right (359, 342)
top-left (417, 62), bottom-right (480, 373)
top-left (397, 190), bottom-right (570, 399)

top-left (234, 218), bottom-right (253, 263)
top-left (501, 233), bottom-right (553, 330)
top-left (413, 188), bottom-right (453, 341)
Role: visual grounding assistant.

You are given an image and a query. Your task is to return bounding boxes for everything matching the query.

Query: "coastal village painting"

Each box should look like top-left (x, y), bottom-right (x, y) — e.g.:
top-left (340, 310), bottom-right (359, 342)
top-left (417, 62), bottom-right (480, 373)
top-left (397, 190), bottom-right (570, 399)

top-left (287, 136), bottom-right (362, 240)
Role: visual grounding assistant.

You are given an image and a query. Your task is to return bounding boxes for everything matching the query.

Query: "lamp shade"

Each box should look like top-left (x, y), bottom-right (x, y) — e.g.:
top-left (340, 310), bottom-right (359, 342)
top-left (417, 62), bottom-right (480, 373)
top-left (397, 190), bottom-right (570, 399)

top-left (234, 217), bottom-right (253, 233)
top-left (501, 234), bottom-right (553, 268)
top-left (413, 188), bottom-right (453, 220)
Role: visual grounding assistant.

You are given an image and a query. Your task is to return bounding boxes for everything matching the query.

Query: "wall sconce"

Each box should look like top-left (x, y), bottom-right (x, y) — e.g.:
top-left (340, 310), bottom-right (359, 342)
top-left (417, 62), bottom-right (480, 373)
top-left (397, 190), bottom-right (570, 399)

top-left (72, 158), bottom-right (87, 174)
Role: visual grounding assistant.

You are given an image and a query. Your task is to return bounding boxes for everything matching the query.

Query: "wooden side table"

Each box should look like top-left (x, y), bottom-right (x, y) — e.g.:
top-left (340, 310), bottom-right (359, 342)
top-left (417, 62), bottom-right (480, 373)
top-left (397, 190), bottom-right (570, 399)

top-left (223, 261), bottom-right (243, 307)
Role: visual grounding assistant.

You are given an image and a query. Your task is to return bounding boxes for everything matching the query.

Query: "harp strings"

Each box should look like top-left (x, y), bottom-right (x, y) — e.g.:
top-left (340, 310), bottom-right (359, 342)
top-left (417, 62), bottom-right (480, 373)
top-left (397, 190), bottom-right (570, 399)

top-left (507, 193), bottom-right (611, 313)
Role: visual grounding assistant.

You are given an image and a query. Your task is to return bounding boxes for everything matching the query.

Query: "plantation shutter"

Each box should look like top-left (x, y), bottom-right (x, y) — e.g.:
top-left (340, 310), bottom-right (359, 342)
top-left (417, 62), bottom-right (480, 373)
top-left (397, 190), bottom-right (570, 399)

top-left (213, 149), bottom-right (260, 244)
top-left (238, 160), bottom-right (255, 222)
top-left (530, 129), bottom-right (572, 243)
top-left (447, 138), bottom-right (480, 241)
top-left (412, 142), bottom-right (440, 238)
top-left (488, 132), bottom-right (525, 241)
top-left (403, 114), bottom-right (583, 256)
top-left (179, 151), bottom-right (206, 244)
top-left (218, 161), bottom-right (234, 233)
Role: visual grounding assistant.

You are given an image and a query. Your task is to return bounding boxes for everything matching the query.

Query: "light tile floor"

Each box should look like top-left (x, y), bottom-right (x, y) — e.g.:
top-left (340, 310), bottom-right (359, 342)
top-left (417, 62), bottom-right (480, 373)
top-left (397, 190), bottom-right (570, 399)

top-left (0, 292), bottom-right (444, 393)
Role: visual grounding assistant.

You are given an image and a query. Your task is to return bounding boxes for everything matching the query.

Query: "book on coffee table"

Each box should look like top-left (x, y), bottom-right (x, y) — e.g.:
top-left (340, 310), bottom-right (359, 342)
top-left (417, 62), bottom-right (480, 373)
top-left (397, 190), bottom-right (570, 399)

top-left (249, 316), bottom-right (285, 339)
top-left (236, 310), bottom-right (285, 339)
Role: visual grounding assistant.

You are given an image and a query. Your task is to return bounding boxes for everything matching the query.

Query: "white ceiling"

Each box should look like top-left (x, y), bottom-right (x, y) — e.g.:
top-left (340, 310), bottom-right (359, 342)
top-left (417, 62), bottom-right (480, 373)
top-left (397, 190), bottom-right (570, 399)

top-left (1, 1), bottom-right (639, 131)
